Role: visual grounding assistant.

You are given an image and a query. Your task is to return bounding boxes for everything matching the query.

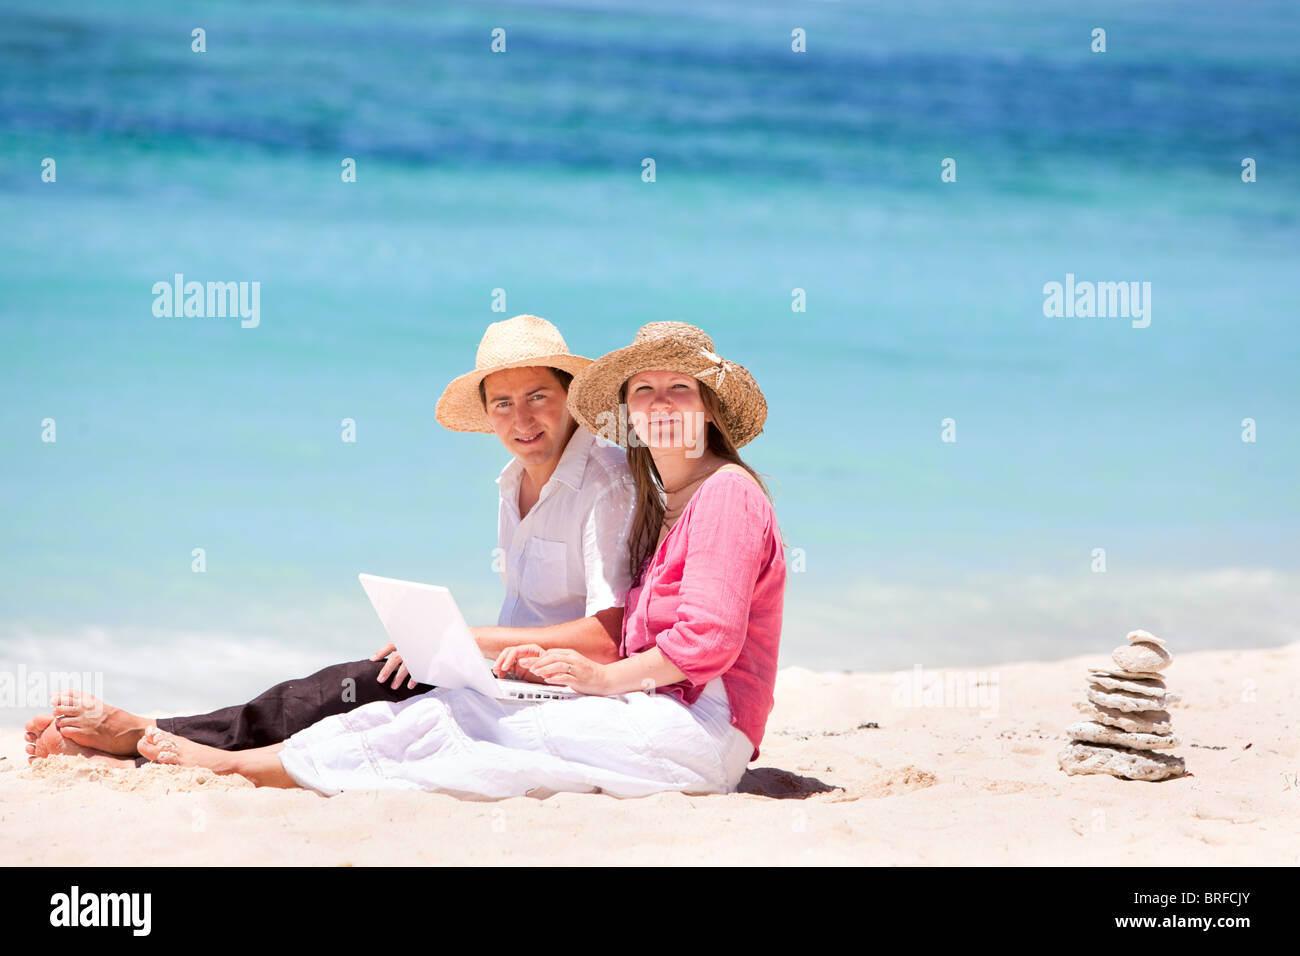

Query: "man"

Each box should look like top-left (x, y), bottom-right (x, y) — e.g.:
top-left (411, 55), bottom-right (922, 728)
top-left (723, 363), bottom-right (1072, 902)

top-left (25, 315), bottom-right (636, 760)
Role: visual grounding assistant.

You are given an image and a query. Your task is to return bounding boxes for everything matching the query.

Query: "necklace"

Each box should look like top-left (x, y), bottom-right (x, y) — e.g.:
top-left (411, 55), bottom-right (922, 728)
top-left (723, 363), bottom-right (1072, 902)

top-left (661, 463), bottom-right (721, 528)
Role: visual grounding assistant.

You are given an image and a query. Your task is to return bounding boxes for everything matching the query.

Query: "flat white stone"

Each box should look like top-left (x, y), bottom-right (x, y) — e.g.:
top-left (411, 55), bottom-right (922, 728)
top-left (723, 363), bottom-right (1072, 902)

top-left (1087, 685), bottom-right (1167, 713)
top-left (1058, 742), bottom-right (1185, 781)
top-left (1112, 642), bottom-right (1171, 674)
top-left (1082, 702), bottom-right (1172, 735)
top-left (1065, 721), bottom-right (1181, 751)
top-left (1090, 667), bottom-right (1164, 682)
top-left (1126, 628), bottom-right (1167, 648)
top-left (1088, 673), bottom-right (1167, 698)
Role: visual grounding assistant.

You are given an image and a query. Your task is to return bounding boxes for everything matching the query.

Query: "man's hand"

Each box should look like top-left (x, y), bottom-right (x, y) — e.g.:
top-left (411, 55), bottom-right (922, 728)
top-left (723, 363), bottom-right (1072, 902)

top-left (492, 644), bottom-right (548, 684)
top-left (371, 641), bottom-right (418, 690)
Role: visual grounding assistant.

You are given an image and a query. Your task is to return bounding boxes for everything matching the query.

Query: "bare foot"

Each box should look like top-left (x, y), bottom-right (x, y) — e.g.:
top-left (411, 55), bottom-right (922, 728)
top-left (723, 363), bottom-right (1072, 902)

top-left (138, 726), bottom-right (236, 775)
top-left (24, 713), bottom-right (56, 759)
top-left (23, 712), bottom-right (54, 747)
top-left (48, 691), bottom-right (148, 756)
top-left (26, 718), bottom-right (135, 767)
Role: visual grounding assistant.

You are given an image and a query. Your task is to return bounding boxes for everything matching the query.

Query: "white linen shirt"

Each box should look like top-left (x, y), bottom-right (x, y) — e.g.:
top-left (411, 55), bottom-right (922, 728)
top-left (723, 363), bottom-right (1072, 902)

top-left (495, 427), bottom-right (637, 628)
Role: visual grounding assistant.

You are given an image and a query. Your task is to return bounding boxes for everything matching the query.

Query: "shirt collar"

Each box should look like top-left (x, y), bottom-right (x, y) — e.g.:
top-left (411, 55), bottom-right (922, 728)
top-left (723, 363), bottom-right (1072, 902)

top-left (495, 426), bottom-right (595, 498)
top-left (548, 426), bottom-right (594, 491)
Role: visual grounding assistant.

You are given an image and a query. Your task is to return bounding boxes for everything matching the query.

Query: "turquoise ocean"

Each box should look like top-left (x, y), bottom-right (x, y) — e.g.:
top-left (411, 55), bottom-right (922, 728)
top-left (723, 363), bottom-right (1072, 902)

top-left (1, 0), bottom-right (1297, 712)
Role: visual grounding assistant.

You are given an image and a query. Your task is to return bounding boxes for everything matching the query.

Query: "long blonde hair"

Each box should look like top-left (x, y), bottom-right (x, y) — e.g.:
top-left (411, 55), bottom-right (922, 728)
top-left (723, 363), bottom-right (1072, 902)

top-left (621, 379), bottom-right (771, 587)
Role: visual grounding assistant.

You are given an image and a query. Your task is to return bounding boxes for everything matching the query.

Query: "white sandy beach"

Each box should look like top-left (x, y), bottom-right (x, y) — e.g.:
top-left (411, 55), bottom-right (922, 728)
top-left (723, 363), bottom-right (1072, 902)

top-left (2, 643), bottom-right (1295, 866)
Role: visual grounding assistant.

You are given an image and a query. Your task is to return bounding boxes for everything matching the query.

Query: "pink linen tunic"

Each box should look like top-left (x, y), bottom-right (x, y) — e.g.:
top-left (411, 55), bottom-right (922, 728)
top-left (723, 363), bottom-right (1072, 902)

top-left (620, 469), bottom-right (785, 760)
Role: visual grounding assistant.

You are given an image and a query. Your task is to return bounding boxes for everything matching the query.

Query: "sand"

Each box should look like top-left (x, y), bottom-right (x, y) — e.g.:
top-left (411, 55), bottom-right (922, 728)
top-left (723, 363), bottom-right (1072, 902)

top-left (2, 643), bottom-right (1296, 866)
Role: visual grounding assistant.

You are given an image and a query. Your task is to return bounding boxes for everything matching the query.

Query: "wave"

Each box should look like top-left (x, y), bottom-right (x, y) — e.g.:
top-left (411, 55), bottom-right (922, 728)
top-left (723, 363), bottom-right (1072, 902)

top-left (784, 566), bottom-right (1300, 672)
top-left (0, 625), bottom-right (362, 718)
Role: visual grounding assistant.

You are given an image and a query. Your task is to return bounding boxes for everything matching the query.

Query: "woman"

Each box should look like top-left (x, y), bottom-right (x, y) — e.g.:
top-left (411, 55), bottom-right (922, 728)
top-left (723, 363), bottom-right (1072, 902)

top-left (134, 321), bottom-right (785, 798)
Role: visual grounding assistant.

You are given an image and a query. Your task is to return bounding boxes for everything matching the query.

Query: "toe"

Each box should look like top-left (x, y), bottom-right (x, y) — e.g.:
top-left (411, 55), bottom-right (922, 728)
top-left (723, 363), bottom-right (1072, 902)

top-left (138, 727), bottom-right (171, 762)
top-left (24, 713), bottom-right (54, 735)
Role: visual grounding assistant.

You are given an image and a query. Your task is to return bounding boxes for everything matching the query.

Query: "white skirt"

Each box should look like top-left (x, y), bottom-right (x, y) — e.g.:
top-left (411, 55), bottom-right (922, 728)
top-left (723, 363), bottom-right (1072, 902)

top-left (278, 678), bottom-right (753, 799)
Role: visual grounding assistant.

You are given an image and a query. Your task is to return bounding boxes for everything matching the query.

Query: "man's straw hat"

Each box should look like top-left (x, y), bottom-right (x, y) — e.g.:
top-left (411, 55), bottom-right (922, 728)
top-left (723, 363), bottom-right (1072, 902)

top-left (566, 321), bottom-right (767, 448)
top-left (435, 315), bottom-right (592, 433)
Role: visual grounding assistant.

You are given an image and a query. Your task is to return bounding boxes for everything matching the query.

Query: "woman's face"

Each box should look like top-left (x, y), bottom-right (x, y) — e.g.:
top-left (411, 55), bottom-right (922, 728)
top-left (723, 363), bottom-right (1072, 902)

top-left (625, 369), bottom-right (710, 456)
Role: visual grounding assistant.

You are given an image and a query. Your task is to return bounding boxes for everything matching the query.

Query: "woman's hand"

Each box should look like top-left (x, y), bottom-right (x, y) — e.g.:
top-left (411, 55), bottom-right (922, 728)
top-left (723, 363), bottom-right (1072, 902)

top-left (517, 648), bottom-right (611, 696)
top-left (492, 644), bottom-right (549, 683)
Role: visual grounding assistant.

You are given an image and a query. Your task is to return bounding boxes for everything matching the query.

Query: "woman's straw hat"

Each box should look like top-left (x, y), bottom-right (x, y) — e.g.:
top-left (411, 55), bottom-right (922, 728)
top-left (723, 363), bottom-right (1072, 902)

top-left (566, 321), bottom-right (767, 448)
top-left (435, 315), bottom-right (593, 433)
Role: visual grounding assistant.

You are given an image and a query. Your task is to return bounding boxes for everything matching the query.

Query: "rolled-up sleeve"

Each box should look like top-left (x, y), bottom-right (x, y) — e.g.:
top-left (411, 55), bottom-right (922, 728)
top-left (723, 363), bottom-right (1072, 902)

top-left (652, 475), bottom-right (770, 686)
top-left (581, 478), bottom-right (637, 615)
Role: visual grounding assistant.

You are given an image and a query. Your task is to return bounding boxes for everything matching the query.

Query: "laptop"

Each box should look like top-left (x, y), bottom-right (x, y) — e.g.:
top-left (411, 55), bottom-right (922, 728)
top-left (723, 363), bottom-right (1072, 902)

top-left (358, 573), bottom-right (581, 702)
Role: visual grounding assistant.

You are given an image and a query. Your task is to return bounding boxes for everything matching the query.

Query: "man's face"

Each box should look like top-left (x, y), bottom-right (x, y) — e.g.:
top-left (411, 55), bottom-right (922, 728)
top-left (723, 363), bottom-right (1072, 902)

top-left (482, 366), bottom-right (575, 468)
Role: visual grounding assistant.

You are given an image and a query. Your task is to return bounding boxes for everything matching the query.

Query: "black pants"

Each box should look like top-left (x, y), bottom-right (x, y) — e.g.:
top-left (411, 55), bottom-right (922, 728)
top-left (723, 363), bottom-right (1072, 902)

top-left (154, 659), bottom-right (434, 751)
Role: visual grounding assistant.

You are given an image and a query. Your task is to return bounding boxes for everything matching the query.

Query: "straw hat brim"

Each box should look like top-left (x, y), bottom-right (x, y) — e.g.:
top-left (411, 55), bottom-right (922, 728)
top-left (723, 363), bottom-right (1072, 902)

top-left (566, 339), bottom-right (767, 448)
top-left (435, 354), bottom-right (594, 433)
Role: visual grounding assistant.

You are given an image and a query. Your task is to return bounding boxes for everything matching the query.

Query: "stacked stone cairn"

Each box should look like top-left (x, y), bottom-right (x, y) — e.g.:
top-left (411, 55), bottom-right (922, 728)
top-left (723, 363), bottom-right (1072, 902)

top-left (1058, 629), bottom-right (1186, 781)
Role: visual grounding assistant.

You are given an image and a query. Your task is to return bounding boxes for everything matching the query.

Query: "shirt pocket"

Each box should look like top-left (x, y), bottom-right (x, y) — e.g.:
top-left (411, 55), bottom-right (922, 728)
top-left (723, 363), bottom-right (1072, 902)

top-left (520, 537), bottom-right (572, 608)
